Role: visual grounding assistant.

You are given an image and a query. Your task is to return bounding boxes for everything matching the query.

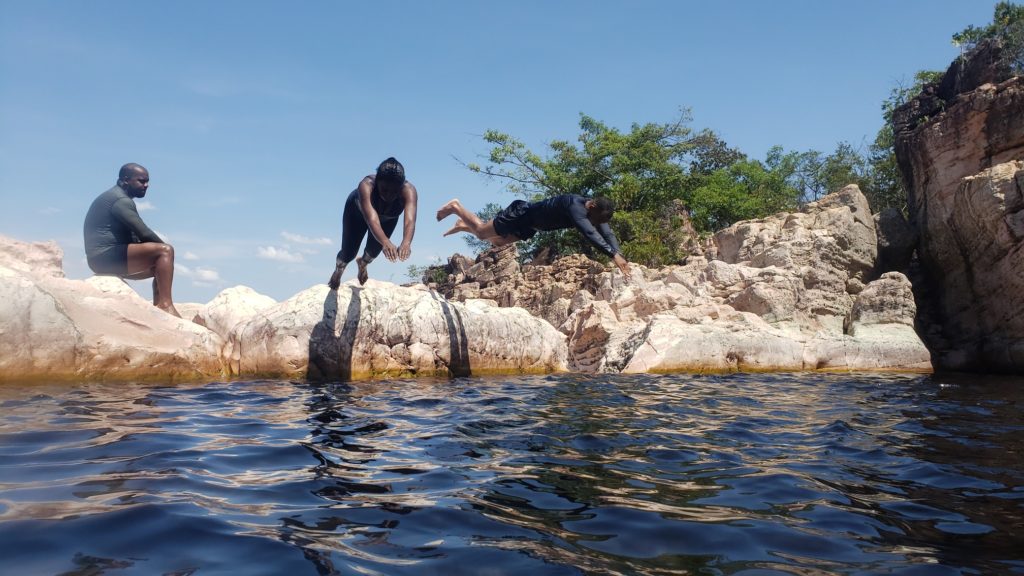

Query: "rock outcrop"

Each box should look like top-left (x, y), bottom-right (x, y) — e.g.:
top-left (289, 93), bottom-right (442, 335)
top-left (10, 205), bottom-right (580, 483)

top-left (1, 179), bottom-right (935, 381)
top-left (895, 40), bottom-right (1024, 372)
top-left (191, 285), bottom-right (276, 343)
top-left (0, 235), bottom-right (568, 381)
top-left (225, 281), bottom-right (567, 380)
top-left (0, 237), bottom-right (224, 381)
top-left (431, 185), bottom-right (931, 373)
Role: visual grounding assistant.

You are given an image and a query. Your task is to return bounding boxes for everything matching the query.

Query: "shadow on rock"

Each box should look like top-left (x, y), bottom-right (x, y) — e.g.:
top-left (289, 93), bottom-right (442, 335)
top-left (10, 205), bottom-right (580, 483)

top-left (308, 286), bottom-right (362, 381)
top-left (431, 290), bottom-right (470, 377)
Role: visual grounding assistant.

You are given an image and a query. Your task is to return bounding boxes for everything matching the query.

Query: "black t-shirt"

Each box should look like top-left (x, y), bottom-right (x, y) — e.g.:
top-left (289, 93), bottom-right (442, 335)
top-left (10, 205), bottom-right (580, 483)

top-left (83, 185), bottom-right (162, 258)
top-left (526, 194), bottom-right (621, 257)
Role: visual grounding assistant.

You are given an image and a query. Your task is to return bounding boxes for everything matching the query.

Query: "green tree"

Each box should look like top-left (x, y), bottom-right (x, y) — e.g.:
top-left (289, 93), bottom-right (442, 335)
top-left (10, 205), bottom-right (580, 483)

top-left (864, 70), bottom-right (942, 212)
top-left (465, 112), bottom-right (695, 213)
top-left (792, 142), bottom-right (871, 203)
top-left (462, 111), bottom-right (701, 264)
top-left (687, 147), bottom-right (802, 231)
top-left (463, 111), bottom-right (822, 264)
top-left (952, 1), bottom-right (1024, 73)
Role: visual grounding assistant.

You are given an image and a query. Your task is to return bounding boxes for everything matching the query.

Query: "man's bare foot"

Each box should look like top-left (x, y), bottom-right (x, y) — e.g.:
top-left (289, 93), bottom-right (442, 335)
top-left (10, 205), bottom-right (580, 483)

top-left (436, 199), bottom-right (460, 221)
top-left (356, 256), bottom-right (369, 285)
top-left (443, 219), bottom-right (468, 237)
top-left (157, 303), bottom-right (182, 318)
top-left (328, 267), bottom-right (344, 290)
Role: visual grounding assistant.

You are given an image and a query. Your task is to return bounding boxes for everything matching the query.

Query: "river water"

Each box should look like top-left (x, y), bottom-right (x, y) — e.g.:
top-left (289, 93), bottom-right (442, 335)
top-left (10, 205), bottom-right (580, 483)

top-left (0, 373), bottom-right (1021, 575)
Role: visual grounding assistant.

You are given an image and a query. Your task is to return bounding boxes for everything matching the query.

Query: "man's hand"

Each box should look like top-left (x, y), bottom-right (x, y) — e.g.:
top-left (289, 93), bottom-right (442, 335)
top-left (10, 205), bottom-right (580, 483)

top-left (382, 241), bottom-right (399, 262)
top-left (613, 253), bottom-right (631, 280)
top-left (398, 240), bottom-right (412, 261)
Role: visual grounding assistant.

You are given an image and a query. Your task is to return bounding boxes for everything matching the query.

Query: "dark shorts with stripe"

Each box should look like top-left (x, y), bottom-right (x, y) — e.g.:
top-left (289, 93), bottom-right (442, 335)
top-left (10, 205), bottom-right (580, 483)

top-left (87, 245), bottom-right (129, 276)
top-left (492, 200), bottom-right (537, 240)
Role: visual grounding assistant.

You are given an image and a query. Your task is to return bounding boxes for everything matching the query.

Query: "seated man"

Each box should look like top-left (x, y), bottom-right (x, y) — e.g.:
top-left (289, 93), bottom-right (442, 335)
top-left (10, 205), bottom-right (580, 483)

top-left (83, 163), bottom-right (180, 317)
top-left (437, 194), bottom-right (631, 278)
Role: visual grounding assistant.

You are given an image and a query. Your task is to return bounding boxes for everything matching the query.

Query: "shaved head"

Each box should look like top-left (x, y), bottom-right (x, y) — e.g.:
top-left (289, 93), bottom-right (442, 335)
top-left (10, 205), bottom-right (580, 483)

top-left (117, 163), bottom-right (151, 198)
top-left (119, 163), bottom-right (148, 181)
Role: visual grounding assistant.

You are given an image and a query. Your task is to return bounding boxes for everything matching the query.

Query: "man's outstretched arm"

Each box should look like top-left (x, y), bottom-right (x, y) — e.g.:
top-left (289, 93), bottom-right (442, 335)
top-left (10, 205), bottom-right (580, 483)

top-left (397, 183), bottom-right (418, 261)
top-left (597, 222), bottom-right (631, 279)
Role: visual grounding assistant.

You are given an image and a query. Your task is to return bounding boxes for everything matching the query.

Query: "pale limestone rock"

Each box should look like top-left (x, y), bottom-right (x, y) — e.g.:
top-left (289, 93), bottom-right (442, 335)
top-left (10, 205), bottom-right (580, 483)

top-left (727, 277), bottom-right (798, 323)
top-left (431, 185), bottom-right (927, 374)
top-left (226, 281), bottom-right (567, 379)
top-left (848, 272), bottom-right (917, 335)
top-left (713, 185), bottom-right (876, 282)
top-left (176, 302), bottom-right (205, 323)
top-left (623, 313), bottom-right (805, 373)
top-left (193, 285), bottom-right (276, 340)
top-left (0, 266), bottom-right (80, 376)
top-left (0, 235), bottom-right (64, 278)
top-left (0, 264), bottom-right (224, 381)
top-left (85, 275), bottom-right (142, 298)
top-left (563, 300), bottom-right (646, 373)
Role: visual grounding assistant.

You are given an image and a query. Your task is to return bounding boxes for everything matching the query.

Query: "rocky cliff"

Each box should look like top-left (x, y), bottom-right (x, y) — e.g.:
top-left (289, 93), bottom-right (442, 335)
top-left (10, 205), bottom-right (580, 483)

top-left (895, 40), bottom-right (1024, 372)
top-left (430, 185), bottom-right (931, 374)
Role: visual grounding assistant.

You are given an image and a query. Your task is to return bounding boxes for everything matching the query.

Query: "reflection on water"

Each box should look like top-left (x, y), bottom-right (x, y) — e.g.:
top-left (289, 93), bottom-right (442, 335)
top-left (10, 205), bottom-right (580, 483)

top-left (0, 373), bottom-right (1021, 575)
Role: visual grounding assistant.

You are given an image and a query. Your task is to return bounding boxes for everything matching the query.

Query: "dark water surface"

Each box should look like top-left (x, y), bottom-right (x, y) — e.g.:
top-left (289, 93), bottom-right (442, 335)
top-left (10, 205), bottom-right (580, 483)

top-left (1, 373), bottom-right (1022, 575)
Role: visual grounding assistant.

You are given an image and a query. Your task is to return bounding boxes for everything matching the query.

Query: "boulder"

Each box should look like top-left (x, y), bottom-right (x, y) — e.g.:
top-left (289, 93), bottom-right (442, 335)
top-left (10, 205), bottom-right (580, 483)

top-left (0, 235), bottom-right (64, 278)
top-left (193, 285), bottom-right (276, 340)
top-left (0, 255), bottom-right (224, 382)
top-left (226, 281), bottom-right (567, 380)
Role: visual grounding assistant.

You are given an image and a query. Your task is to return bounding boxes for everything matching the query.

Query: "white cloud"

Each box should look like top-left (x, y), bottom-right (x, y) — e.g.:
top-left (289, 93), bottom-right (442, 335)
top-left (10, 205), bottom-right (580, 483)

top-left (39, 206), bottom-right (61, 215)
top-left (257, 246), bottom-right (304, 263)
top-left (183, 251), bottom-right (200, 261)
top-left (281, 231), bottom-right (332, 245)
top-left (136, 200), bottom-right (155, 211)
top-left (175, 263), bottom-right (222, 286)
top-left (194, 267), bottom-right (220, 282)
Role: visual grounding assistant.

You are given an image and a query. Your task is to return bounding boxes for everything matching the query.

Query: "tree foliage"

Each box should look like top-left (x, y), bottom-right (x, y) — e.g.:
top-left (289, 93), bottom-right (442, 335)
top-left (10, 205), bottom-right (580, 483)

top-left (461, 112), bottom-right (812, 265)
top-left (953, 1), bottom-right (1024, 73)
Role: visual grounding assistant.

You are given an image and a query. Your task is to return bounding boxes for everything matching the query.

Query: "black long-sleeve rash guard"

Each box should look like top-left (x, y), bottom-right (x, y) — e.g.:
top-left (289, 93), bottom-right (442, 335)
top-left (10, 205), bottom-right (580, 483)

top-left (84, 185), bottom-right (163, 259)
top-left (526, 194), bottom-right (621, 257)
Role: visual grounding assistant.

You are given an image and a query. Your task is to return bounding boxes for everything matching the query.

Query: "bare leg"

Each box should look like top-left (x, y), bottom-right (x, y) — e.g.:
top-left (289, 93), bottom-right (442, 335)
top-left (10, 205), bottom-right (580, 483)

top-left (487, 234), bottom-right (518, 247)
top-left (443, 219), bottom-right (471, 237)
top-left (125, 243), bottom-right (180, 317)
top-left (437, 200), bottom-right (501, 240)
top-left (437, 199), bottom-right (486, 231)
top-left (436, 199), bottom-right (467, 221)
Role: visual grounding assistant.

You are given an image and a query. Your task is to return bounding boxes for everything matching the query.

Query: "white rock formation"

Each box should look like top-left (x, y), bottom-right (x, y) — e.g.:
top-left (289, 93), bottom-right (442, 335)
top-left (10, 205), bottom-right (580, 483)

top-left (433, 185), bottom-right (932, 374)
top-left (0, 236), bottom-right (224, 381)
top-left (226, 280), bottom-right (568, 379)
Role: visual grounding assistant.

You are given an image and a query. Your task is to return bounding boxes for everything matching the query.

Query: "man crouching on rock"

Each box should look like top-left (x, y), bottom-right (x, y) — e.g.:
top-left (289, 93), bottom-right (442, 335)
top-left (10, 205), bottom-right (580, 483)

top-left (83, 163), bottom-right (180, 317)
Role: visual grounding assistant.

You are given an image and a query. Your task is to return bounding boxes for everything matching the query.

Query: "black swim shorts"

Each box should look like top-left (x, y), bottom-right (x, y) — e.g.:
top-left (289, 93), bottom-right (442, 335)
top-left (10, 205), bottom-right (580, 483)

top-left (492, 199), bottom-right (537, 240)
top-left (86, 245), bottom-right (129, 276)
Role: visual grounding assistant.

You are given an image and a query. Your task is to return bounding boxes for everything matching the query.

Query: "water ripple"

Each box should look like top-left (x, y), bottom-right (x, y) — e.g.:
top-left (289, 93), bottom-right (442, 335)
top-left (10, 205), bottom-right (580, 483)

top-left (0, 372), bottom-right (1022, 574)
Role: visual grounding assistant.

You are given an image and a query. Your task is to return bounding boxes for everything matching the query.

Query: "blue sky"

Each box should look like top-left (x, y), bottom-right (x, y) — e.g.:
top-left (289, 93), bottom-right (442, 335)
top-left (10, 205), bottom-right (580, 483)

top-left (0, 1), bottom-right (999, 303)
